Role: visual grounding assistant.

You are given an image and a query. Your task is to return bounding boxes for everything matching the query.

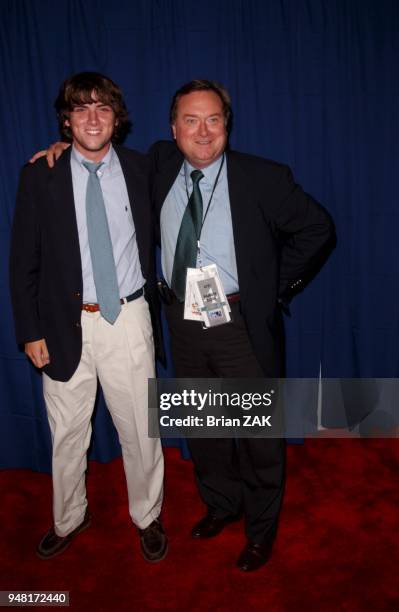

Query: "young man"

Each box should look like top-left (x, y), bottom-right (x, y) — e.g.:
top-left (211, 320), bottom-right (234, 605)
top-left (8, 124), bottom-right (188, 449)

top-left (10, 72), bottom-right (167, 562)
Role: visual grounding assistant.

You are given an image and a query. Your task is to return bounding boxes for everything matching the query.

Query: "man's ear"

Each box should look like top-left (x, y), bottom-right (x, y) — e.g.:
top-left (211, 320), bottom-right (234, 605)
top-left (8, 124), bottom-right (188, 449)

top-left (64, 119), bottom-right (70, 127)
top-left (171, 124), bottom-right (176, 140)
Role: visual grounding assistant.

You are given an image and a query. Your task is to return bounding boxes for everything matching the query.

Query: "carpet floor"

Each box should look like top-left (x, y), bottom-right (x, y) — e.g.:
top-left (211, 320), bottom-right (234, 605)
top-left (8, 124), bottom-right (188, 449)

top-left (1, 440), bottom-right (398, 611)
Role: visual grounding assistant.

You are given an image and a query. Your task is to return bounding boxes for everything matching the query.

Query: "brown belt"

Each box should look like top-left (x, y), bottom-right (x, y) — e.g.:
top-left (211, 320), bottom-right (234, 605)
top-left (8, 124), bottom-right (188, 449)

top-left (81, 288), bottom-right (143, 312)
top-left (226, 292), bottom-right (240, 304)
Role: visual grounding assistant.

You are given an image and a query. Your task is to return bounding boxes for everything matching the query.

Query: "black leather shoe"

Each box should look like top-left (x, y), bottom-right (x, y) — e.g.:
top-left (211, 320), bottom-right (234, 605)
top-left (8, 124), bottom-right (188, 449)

top-left (37, 508), bottom-right (91, 560)
top-left (236, 541), bottom-right (273, 572)
top-left (139, 519), bottom-right (168, 562)
top-left (191, 513), bottom-right (240, 539)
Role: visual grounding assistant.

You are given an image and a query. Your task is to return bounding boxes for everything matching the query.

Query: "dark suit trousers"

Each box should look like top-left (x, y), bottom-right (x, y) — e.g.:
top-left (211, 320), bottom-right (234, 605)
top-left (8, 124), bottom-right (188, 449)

top-left (165, 301), bottom-right (286, 544)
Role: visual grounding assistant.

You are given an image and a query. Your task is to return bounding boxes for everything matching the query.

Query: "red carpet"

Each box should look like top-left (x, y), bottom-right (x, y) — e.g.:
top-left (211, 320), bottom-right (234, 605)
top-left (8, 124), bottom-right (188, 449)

top-left (1, 440), bottom-right (398, 611)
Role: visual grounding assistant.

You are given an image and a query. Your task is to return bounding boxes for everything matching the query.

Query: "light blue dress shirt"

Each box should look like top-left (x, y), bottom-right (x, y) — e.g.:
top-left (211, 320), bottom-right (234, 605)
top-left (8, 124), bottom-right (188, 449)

top-left (161, 155), bottom-right (239, 295)
top-left (70, 145), bottom-right (145, 303)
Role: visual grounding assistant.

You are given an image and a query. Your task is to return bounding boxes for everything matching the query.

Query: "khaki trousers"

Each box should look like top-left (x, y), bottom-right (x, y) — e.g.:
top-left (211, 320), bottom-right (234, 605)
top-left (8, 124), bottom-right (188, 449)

top-left (43, 296), bottom-right (163, 536)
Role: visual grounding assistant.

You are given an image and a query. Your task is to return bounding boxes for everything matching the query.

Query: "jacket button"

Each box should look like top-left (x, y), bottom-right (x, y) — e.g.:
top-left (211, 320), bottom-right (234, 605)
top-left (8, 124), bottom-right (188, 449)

top-left (75, 322), bottom-right (81, 328)
top-left (75, 292), bottom-right (81, 297)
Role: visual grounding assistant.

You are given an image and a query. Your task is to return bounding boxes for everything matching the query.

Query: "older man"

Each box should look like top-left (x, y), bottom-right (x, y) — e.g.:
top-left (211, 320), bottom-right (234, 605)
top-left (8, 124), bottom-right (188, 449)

top-left (149, 80), bottom-right (334, 571)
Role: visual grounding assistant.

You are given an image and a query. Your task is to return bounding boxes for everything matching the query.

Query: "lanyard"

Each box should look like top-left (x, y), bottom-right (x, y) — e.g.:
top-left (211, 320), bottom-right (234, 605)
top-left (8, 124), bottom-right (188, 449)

top-left (184, 153), bottom-right (225, 245)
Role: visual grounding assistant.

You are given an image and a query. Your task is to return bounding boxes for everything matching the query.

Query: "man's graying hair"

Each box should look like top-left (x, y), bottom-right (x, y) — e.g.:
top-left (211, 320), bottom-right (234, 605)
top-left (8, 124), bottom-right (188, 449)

top-left (169, 79), bottom-right (233, 133)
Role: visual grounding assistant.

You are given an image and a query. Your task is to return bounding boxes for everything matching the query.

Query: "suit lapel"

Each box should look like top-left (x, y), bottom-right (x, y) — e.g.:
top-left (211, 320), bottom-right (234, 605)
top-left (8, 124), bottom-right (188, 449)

top-left (48, 149), bottom-right (82, 280)
top-left (226, 151), bottom-right (253, 300)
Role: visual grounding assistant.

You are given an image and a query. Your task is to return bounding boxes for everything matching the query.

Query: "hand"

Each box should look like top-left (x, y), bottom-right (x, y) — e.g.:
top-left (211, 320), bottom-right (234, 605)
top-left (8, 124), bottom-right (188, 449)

top-left (29, 142), bottom-right (70, 168)
top-left (24, 339), bottom-right (50, 368)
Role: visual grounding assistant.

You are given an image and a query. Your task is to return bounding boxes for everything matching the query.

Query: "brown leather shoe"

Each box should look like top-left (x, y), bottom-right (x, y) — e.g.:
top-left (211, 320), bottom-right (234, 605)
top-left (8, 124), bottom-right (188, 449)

top-left (236, 541), bottom-right (273, 572)
top-left (139, 519), bottom-right (168, 563)
top-left (37, 508), bottom-right (91, 560)
top-left (191, 513), bottom-right (240, 539)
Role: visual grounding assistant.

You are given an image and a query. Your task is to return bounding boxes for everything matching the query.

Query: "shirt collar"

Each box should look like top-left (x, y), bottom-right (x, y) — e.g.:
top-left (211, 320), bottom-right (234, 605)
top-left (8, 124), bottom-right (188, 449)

top-left (71, 143), bottom-right (115, 173)
top-left (183, 153), bottom-right (225, 186)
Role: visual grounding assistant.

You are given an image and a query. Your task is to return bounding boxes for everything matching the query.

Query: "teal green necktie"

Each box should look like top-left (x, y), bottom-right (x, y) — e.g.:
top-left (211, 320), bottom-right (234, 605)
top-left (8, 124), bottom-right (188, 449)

top-left (83, 161), bottom-right (121, 324)
top-left (171, 169), bottom-right (204, 301)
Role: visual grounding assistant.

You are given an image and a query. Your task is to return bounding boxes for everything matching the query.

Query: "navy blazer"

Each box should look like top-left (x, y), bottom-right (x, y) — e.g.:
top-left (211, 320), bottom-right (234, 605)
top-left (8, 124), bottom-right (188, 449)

top-left (10, 145), bottom-right (164, 381)
top-left (149, 140), bottom-right (335, 376)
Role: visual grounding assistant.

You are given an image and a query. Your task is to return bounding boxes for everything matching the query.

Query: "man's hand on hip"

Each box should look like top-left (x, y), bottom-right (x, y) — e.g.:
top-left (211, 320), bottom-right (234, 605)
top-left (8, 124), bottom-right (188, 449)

top-left (25, 339), bottom-right (50, 368)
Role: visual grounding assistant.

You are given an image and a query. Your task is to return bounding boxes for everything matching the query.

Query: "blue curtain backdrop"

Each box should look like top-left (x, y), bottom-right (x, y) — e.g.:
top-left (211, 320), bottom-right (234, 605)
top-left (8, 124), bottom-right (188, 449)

top-left (1, 0), bottom-right (397, 471)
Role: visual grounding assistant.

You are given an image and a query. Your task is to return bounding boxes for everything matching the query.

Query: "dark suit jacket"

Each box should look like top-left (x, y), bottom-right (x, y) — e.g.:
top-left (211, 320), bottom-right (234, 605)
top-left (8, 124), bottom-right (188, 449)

top-left (149, 140), bottom-right (335, 377)
top-left (10, 145), bottom-right (163, 382)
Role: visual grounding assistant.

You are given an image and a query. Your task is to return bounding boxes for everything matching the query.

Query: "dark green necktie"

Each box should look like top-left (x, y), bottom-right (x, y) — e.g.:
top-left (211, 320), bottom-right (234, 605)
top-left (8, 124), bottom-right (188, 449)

top-left (171, 169), bottom-right (204, 301)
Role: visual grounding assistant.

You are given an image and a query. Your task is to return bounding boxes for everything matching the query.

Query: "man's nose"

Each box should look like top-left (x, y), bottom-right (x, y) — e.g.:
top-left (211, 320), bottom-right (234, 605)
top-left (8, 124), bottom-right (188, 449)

top-left (198, 120), bottom-right (209, 136)
top-left (88, 109), bottom-right (99, 123)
